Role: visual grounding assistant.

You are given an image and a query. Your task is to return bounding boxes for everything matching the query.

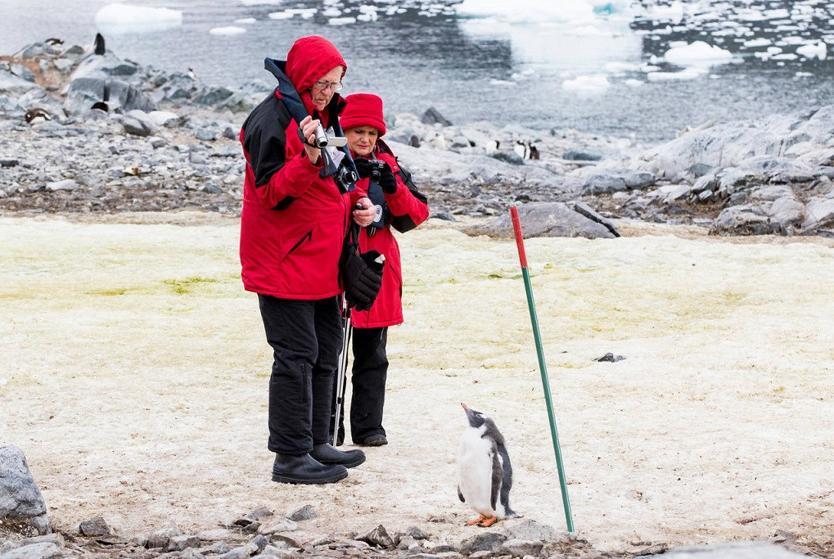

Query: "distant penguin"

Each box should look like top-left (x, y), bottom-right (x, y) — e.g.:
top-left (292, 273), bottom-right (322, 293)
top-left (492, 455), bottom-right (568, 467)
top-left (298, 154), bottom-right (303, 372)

top-left (529, 144), bottom-right (540, 160)
top-left (91, 82), bottom-right (110, 112)
top-left (457, 403), bottom-right (516, 527)
top-left (25, 108), bottom-right (52, 125)
top-left (45, 38), bottom-right (64, 46)
top-left (94, 33), bottom-right (105, 55)
top-left (513, 140), bottom-right (528, 160)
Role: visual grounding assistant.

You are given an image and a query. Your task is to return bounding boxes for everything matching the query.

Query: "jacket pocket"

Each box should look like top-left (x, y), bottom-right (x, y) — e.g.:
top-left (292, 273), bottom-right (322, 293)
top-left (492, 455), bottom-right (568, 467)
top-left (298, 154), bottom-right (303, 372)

top-left (286, 229), bottom-right (313, 257)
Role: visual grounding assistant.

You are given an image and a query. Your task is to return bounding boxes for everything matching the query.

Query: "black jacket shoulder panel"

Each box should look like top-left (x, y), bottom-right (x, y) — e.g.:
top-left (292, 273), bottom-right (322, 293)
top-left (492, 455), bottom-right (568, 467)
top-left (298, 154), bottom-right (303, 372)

top-left (242, 93), bottom-right (292, 187)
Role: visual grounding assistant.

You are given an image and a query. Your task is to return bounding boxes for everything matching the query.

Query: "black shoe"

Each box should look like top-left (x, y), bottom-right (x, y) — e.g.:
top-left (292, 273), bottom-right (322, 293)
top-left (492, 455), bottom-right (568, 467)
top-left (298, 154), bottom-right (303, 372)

top-left (272, 453), bottom-right (348, 484)
top-left (311, 443), bottom-right (366, 469)
top-left (356, 434), bottom-right (388, 447)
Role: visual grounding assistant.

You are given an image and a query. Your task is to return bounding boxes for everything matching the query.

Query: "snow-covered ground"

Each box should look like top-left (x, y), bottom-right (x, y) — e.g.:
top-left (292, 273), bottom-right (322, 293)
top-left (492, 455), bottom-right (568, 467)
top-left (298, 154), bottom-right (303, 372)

top-left (1, 214), bottom-right (833, 553)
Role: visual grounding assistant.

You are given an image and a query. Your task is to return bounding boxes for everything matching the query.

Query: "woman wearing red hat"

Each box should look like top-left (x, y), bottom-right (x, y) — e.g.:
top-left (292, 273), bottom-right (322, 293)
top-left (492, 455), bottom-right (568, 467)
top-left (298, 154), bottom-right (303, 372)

top-left (334, 92), bottom-right (430, 447)
top-left (239, 36), bottom-right (376, 484)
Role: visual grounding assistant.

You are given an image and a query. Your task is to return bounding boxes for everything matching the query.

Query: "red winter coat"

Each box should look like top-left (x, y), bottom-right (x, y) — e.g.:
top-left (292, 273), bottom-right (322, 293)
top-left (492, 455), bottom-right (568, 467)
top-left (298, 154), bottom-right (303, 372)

top-left (351, 148), bottom-right (429, 328)
top-left (239, 38), bottom-right (356, 300)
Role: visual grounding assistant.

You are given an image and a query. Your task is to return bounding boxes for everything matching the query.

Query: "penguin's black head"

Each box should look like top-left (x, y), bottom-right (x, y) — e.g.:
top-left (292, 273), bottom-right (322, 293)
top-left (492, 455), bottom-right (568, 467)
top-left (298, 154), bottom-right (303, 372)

top-left (461, 402), bottom-right (487, 429)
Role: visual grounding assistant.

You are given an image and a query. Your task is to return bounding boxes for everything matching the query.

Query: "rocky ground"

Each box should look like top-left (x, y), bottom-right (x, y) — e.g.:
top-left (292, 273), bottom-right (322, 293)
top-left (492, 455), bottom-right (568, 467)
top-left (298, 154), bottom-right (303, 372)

top-left (3, 38), bottom-right (832, 237)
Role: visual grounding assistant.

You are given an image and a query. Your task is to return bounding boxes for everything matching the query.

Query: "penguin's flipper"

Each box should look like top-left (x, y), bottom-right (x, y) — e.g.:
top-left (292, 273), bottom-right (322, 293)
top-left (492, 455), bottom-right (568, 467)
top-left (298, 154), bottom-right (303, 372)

top-left (497, 442), bottom-right (515, 517)
top-left (490, 447), bottom-right (501, 513)
top-left (457, 485), bottom-right (465, 503)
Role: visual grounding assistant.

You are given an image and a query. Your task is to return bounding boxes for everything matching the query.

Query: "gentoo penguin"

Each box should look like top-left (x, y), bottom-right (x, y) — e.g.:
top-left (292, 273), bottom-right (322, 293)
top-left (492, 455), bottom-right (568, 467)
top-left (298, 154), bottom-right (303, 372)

top-left (513, 140), bottom-right (528, 160)
top-left (94, 33), bottom-right (105, 55)
top-left (24, 108), bottom-right (52, 125)
top-left (457, 403), bottom-right (515, 527)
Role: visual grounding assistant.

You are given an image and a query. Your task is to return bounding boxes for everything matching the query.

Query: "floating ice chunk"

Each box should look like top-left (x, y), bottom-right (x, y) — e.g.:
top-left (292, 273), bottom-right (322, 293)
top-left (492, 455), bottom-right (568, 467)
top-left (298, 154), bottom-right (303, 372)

top-left (268, 11), bottom-right (293, 19)
top-left (235, 18), bottom-right (256, 24)
top-left (322, 7), bottom-right (341, 17)
top-left (95, 3), bottom-right (182, 34)
top-left (643, 1), bottom-right (684, 23)
top-left (357, 5), bottom-right (379, 22)
top-left (646, 67), bottom-right (707, 81)
top-left (561, 74), bottom-right (609, 95)
top-left (624, 78), bottom-right (643, 87)
top-left (329, 16), bottom-right (356, 25)
top-left (269, 8), bottom-right (316, 20)
top-left (210, 26), bottom-right (246, 35)
top-left (795, 71), bottom-right (813, 78)
top-left (241, 0), bottom-right (284, 5)
top-left (490, 79), bottom-right (516, 86)
top-left (743, 38), bottom-right (771, 48)
top-left (797, 41), bottom-right (827, 60)
top-left (664, 41), bottom-right (733, 67)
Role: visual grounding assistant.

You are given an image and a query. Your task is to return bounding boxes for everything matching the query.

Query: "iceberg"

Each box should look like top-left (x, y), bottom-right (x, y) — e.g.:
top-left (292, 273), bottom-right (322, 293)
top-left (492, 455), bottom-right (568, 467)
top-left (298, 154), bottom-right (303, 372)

top-left (796, 41), bottom-right (827, 60)
top-left (664, 41), bottom-right (733, 67)
top-left (95, 3), bottom-right (183, 34)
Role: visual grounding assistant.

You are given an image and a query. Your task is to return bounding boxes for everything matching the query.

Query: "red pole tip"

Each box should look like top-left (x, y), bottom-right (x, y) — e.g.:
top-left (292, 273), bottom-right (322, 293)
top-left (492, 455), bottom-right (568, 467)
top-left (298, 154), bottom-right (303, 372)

top-left (510, 206), bottom-right (528, 269)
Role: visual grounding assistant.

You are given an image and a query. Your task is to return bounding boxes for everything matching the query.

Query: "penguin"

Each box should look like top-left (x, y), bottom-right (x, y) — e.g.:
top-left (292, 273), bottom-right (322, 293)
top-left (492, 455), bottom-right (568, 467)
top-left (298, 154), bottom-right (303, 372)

top-left (24, 108), bottom-right (52, 125)
top-left (513, 140), bottom-right (528, 160)
top-left (94, 33), bottom-right (105, 55)
top-left (45, 38), bottom-right (64, 46)
top-left (529, 143), bottom-right (540, 160)
top-left (457, 403), bottom-right (516, 527)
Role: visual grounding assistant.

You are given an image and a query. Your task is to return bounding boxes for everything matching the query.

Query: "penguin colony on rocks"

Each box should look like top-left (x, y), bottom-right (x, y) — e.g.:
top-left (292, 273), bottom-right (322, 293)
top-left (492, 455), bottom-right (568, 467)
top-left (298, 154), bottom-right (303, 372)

top-left (457, 403), bottom-right (516, 527)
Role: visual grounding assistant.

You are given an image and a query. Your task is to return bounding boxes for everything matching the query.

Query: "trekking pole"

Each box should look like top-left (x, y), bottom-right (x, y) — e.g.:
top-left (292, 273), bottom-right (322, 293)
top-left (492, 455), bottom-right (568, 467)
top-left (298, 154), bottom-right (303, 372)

top-left (510, 205), bottom-right (575, 533)
top-left (332, 304), bottom-right (352, 446)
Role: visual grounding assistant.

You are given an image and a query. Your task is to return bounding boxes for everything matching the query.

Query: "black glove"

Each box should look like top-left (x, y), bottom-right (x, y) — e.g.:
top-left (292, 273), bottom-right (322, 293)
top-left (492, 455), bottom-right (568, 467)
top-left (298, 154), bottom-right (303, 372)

top-left (377, 162), bottom-right (397, 194)
top-left (342, 249), bottom-right (384, 311)
top-left (353, 158), bottom-right (374, 179)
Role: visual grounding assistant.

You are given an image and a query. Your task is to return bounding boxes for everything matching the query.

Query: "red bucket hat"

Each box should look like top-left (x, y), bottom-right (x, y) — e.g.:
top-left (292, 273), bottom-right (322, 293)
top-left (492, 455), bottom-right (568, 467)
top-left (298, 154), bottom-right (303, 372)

top-left (340, 93), bottom-right (387, 136)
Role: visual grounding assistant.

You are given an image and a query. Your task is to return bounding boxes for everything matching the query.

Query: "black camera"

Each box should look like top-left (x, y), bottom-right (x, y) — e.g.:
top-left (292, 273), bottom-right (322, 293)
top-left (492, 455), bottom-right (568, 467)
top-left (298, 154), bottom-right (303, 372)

top-left (333, 161), bottom-right (359, 193)
top-left (366, 159), bottom-right (386, 182)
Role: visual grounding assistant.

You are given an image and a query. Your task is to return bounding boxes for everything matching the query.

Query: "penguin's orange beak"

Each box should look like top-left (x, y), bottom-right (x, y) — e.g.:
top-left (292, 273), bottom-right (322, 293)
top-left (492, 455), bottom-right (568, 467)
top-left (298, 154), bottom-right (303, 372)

top-left (461, 402), bottom-right (469, 411)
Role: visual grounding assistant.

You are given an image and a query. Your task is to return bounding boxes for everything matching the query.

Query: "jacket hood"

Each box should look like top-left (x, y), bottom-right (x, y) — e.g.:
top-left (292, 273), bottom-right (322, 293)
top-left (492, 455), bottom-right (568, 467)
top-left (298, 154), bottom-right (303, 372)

top-left (285, 36), bottom-right (347, 94)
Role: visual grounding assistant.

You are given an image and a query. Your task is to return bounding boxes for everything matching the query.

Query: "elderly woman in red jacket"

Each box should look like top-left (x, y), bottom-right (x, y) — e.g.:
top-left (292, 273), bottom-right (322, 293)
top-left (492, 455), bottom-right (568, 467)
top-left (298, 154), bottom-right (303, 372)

top-left (333, 93), bottom-right (430, 446)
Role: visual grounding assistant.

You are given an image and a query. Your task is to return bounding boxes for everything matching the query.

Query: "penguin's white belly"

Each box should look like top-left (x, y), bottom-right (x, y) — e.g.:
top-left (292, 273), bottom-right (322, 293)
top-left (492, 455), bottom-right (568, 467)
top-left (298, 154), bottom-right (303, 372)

top-left (458, 430), bottom-right (502, 517)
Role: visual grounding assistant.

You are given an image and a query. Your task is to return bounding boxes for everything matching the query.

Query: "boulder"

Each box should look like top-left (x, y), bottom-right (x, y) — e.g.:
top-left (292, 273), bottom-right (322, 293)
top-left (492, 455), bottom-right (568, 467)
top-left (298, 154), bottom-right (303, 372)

top-left (646, 542), bottom-right (808, 558)
top-left (802, 197), bottom-right (834, 233)
top-left (470, 202), bottom-right (619, 239)
top-left (0, 445), bottom-right (50, 535)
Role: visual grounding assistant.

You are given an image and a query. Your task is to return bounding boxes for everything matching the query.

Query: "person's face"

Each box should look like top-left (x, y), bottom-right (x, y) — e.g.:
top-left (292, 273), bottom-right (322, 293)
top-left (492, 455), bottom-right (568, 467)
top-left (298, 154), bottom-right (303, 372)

top-left (345, 126), bottom-right (379, 157)
top-left (310, 66), bottom-right (343, 112)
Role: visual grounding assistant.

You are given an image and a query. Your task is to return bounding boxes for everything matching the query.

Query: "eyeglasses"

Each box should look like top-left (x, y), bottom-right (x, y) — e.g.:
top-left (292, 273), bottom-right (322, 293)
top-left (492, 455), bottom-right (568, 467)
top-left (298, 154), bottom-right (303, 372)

top-left (312, 79), bottom-right (343, 93)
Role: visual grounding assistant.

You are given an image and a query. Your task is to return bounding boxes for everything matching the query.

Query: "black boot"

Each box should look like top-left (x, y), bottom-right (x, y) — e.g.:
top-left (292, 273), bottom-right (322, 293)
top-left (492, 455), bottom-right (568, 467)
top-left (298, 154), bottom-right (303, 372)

top-left (311, 443), bottom-right (366, 468)
top-left (272, 453), bottom-right (348, 484)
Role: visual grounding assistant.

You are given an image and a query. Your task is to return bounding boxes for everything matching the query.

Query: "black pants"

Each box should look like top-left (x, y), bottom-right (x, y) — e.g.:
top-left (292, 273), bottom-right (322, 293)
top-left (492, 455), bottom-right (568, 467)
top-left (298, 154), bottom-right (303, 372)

top-left (334, 327), bottom-right (389, 443)
top-left (258, 294), bottom-right (343, 455)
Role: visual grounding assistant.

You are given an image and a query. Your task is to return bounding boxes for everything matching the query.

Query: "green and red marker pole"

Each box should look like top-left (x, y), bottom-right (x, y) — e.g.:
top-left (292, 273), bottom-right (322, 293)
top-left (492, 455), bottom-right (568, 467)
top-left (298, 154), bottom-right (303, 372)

top-left (510, 205), bottom-right (575, 533)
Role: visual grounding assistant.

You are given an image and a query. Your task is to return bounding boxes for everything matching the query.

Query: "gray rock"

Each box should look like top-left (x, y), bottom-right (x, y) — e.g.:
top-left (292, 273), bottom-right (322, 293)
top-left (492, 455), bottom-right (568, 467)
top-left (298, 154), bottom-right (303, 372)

top-left (0, 445), bottom-right (50, 535)
top-left (596, 352), bottom-right (625, 362)
top-left (166, 535), bottom-right (200, 552)
top-left (802, 197), bottom-right (834, 232)
top-left (78, 516), bottom-right (110, 537)
top-left (53, 59), bottom-right (74, 73)
top-left (499, 519), bottom-right (560, 542)
top-left (195, 128), bottom-right (218, 142)
top-left (257, 518), bottom-right (297, 535)
top-left (500, 538), bottom-right (543, 557)
top-left (18, 43), bottom-right (45, 60)
top-left (64, 77), bottom-right (155, 114)
top-left (286, 505), bottom-right (316, 522)
top-left (573, 201), bottom-right (620, 237)
top-left (491, 151), bottom-right (524, 166)
top-left (0, 159), bottom-right (20, 168)
top-left (584, 174), bottom-right (627, 194)
top-left (421, 107), bottom-right (452, 127)
top-left (194, 86), bottom-right (235, 106)
top-left (122, 116), bottom-right (154, 137)
top-left (196, 528), bottom-right (234, 541)
top-left (45, 179), bottom-right (79, 191)
top-left (712, 204), bottom-right (773, 235)
top-left (0, 541), bottom-right (63, 559)
top-left (473, 202), bottom-right (617, 239)
top-left (647, 542), bottom-right (808, 558)
top-left (459, 532), bottom-right (507, 554)
top-left (686, 162), bottom-right (713, 178)
top-left (9, 64), bottom-right (35, 83)
top-left (359, 525), bottom-right (394, 548)
top-left (0, 68), bottom-right (40, 94)
top-left (624, 171), bottom-right (655, 189)
top-left (563, 148), bottom-right (602, 161)
top-left (142, 526), bottom-right (183, 548)
top-left (768, 196), bottom-right (804, 233)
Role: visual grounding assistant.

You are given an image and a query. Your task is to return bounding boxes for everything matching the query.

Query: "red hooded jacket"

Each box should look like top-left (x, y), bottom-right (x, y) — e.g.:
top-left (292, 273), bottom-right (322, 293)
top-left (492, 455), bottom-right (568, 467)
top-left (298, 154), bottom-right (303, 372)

top-left (351, 146), bottom-right (429, 328)
top-left (239, 37), bottom-right (355, 299)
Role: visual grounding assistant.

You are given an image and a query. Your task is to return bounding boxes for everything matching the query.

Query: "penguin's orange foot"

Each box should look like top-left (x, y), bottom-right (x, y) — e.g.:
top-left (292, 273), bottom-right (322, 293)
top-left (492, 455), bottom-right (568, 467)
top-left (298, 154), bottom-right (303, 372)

top-left (478, 515), bottom-right (498, 527)
top-left (466, 514), bottom-right (486, 526)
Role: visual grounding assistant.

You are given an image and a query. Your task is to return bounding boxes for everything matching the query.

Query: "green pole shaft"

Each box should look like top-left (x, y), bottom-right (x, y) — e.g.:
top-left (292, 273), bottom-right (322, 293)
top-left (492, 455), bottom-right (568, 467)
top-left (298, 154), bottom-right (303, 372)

top-left (511, 205), bottom-right (574, 533)
top-left (521, 266), bottom-right (575, 533)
